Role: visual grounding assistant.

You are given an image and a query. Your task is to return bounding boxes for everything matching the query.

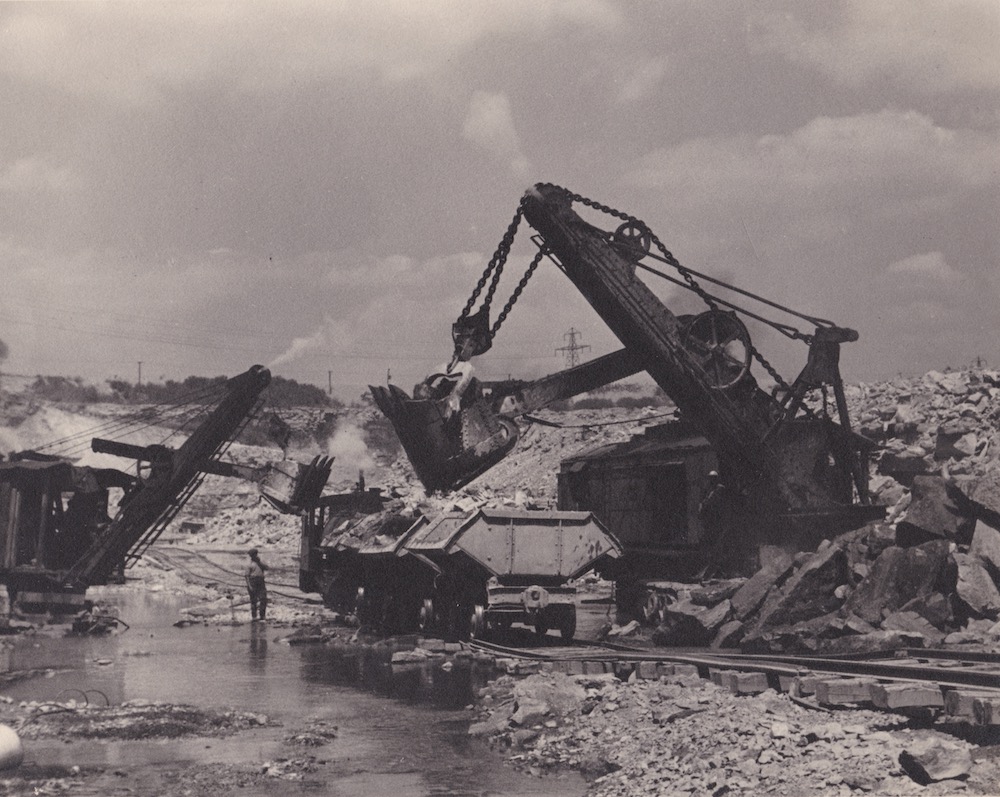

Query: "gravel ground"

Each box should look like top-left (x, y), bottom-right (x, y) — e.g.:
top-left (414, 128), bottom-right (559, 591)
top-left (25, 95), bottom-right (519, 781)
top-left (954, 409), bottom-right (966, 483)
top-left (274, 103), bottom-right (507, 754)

top-left (471, 669), bottom-right (1000, 796)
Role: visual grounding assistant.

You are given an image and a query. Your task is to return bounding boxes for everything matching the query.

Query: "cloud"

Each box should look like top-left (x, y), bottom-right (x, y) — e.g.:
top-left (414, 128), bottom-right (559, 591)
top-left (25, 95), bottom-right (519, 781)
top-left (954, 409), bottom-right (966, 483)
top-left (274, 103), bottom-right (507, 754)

top-left (462, 91), bottom-right (531, 179)
top-left (0, 2), bottom-right (623, 104)
top-left (617, 56), bottom-right (668, 104)
top-left (0, 157), bottom-right (78, 194)
top-left (751, 1), bottom-right (1000, 93)
top-left (626, 110), bottom-right (1000, 220)
top-left (887, 252), bottom-right (962, 282)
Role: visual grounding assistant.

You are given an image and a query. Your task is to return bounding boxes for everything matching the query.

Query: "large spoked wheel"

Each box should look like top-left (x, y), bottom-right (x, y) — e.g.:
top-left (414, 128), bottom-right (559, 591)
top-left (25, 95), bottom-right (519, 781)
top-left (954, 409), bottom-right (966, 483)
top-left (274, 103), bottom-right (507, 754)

top-left (682, 310), bottom-right (752, 389)
top-left (612, 221), bottom-right (651, 263)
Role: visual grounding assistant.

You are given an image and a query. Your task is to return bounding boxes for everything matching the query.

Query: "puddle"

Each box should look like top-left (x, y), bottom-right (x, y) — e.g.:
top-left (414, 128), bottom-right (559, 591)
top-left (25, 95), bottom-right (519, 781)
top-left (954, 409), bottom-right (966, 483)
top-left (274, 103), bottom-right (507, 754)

top-left (2, 588), bottom-right (586, 796)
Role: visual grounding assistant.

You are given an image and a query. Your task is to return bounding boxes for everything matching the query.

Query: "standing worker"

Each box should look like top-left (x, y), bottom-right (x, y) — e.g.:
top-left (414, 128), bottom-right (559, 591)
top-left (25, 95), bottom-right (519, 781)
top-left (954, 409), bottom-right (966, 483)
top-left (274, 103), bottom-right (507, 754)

top-left (245, 548), bottom-right (268, 622)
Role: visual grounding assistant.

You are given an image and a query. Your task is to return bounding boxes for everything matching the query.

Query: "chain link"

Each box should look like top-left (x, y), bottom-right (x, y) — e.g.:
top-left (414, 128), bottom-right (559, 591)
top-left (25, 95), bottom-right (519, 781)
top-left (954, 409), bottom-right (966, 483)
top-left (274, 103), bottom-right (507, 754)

top-left (491, 250), bottom-right (545, 337)
top-left (538, 184), bottom-right (719, 312)
top-left (457, 198), bottom-right (526, 323)
top-left (460, 185), bottom-right (802, 396)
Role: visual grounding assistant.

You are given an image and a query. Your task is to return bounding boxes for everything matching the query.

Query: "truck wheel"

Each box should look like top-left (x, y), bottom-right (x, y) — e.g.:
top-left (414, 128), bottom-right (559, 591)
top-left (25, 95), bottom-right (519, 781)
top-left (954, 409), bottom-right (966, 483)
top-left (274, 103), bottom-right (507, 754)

top-left (558, 608), bottom-right (577, 641)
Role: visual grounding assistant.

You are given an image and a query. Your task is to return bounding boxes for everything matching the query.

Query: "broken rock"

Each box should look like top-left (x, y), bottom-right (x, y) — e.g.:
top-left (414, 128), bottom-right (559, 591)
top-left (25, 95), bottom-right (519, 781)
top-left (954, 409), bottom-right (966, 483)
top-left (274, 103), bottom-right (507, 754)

top-left (844, 539), bottom-right (955, 625)
top-left (899, 737), bottom-right (972, 785)
top-left (896, 475), bottom-right (976, 546)
top-left (954, 552), bottom-right (1000, 619)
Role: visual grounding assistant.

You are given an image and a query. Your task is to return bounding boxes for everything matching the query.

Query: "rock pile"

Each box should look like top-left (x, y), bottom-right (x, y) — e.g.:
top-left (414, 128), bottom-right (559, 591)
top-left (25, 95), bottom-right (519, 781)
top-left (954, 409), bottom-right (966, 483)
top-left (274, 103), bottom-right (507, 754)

top-left (472, 669), bottom-right (999, 796)
top-left (850, 368), bottom-right (1000, 486)
top-left (647, 471), bottom-right (1000, 653)
top-left (636, 367), bottom-right (1000, 653)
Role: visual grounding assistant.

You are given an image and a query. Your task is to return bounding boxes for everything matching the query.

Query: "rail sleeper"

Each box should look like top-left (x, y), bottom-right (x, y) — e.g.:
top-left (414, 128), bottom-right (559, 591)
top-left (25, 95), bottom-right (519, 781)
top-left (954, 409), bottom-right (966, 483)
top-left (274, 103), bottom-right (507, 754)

top-left (814, 678), bottom-right (877, 706)
top-left (870, 683), bottom-right (944, 711)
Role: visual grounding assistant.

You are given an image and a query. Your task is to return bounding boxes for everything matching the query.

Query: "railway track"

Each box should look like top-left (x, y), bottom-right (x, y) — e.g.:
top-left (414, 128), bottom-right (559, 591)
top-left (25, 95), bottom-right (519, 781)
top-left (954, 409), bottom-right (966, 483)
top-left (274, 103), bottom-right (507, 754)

top-left (467, 637), bottom-right (1000, 724)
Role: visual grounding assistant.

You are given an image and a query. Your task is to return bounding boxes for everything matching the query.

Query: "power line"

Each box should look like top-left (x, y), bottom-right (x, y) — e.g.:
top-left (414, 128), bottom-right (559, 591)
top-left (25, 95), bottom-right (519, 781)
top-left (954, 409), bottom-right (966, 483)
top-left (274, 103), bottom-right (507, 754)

top-left (555, 327), bottom-right (590, 368)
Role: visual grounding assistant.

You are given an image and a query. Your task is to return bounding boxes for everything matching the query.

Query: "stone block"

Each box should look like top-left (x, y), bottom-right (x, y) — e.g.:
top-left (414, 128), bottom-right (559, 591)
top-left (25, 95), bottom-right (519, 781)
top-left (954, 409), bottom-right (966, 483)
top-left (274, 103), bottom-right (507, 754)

top-left (973, 696), bottom-right (1000, 725)
top-left (870, 683), bottom-right (944, 710)
top-left (731, 671), bottom-right (769, 695)
top-left (944, 690), bottom-right (995, 719)
top-left (814, 678), bottom-right (875, 706)
top-left (671, 663), bottom-right (699, 679)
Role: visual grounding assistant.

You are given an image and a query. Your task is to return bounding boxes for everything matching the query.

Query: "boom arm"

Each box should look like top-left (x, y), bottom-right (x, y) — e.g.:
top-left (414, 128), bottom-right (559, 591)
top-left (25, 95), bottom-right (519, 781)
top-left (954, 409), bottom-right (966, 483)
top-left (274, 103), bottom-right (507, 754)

top-left (374, 185), bottom-right (874, 524)
top-left (65, 365), bottom-right (272, 586)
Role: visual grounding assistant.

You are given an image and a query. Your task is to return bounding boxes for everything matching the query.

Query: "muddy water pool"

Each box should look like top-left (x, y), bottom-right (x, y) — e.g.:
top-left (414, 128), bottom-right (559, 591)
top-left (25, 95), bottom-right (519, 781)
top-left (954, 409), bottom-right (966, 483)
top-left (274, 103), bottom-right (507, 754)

top-left (2, 589), bottom-right (586, 796)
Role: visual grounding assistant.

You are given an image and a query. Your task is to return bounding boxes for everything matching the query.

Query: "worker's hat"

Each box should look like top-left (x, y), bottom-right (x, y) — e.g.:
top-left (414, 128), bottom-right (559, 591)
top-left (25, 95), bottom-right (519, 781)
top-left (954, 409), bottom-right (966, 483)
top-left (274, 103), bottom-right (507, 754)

top-left (249, 548), bottom-right (259, 557)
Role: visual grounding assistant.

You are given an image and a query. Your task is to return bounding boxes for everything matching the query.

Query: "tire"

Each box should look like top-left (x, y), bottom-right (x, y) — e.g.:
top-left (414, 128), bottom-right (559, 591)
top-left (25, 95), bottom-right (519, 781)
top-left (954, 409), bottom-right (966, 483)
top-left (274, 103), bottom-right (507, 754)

top-left (558, 608), bottom-right (577, 641)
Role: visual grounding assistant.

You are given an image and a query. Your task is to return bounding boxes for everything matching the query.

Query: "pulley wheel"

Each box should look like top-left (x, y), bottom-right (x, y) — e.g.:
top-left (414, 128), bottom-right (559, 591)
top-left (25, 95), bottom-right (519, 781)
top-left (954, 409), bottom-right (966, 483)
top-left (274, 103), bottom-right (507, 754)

top-left (612, 221), bottom-right (651, 262)
top-left (682, 310), bottom-right (752, 389)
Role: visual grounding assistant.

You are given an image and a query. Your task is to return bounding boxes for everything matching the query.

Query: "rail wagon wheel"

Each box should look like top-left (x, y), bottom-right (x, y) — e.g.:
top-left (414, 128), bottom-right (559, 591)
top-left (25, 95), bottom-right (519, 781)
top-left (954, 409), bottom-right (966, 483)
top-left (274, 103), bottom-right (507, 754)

top-left (612, 221), bottom-right (651, 262)
top-left (643, 592), bottom-right (666, 625)
top-left (418, 598), bottom-right (435, 633)
top-left (354, 587), bottom-right (369, 625)
top-left (682, 310), bottom-right (752, 389)
top-left (469, 604), bottom-right (487, 640)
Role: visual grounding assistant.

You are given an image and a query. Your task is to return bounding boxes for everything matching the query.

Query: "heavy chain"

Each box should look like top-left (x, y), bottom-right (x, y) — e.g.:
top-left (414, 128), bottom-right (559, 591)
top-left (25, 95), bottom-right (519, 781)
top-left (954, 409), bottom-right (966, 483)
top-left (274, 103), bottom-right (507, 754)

top-left (538, 184), bottom-right (719, 312)
top-left (751, 346), bottom-right (790, 394)
top-left (491, 249), bottom-right (545, 338)
top-left (457, 198), bottom-right (526, 324)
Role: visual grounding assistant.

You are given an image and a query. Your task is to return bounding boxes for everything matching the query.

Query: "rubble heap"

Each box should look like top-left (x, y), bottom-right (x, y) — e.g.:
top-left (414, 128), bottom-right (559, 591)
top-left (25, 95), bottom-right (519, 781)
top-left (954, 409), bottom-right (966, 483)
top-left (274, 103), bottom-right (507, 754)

top-left (472, 670), bottom-right (1000, 796)
top-left (648, 366), bottom-right (1000, 653)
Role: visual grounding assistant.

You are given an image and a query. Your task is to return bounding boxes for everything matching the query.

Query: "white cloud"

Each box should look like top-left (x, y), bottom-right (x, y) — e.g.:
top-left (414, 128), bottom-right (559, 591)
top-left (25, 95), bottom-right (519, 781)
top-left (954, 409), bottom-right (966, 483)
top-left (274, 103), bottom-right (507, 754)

top-left (887, 252), bottom-right (962, 282)
top-left (0, 157), bottom-right (78, 194)
top-left (617, 56), bottom-right (668, 104)
top-left (0, 2), bottom-right (623, 103)
top-left (462, 91), bottom-right (532, 179)
top-left (627, 110), bottom-right (1000, 216)
top-left (751, 1), bottom-right (1000, 92)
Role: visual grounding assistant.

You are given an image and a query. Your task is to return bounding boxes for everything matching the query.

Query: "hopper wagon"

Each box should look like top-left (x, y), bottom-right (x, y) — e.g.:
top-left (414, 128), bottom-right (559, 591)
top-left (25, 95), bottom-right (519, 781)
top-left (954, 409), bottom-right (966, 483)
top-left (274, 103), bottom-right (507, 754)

top-left (398, 508), bottom-right (623, 640)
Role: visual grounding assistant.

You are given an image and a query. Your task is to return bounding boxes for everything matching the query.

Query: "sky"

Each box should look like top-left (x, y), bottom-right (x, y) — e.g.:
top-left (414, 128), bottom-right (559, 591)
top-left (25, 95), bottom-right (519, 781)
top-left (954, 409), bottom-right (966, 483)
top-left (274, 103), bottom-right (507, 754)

top-left (1, 1), bottom-right (998, 399)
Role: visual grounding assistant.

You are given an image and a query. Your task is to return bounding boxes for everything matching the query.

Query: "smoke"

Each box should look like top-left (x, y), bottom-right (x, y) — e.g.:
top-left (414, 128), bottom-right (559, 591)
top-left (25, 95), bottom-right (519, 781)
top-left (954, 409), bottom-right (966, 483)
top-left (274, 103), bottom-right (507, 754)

top-left (325, 420), bottom-right (375, 475)
top-left (269, 316), bottom-right (344, 369)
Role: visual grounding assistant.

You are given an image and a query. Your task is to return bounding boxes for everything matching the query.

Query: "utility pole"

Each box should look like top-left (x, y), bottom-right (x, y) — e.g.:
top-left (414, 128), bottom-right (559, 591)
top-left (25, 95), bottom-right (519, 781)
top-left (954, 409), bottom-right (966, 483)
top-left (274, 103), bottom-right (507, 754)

top-left (137, 361), bottom-right (143, 386)
top-left (328, 370), bottom-right (333, 396)
top-left (556, 327), bottom-right (590, 368)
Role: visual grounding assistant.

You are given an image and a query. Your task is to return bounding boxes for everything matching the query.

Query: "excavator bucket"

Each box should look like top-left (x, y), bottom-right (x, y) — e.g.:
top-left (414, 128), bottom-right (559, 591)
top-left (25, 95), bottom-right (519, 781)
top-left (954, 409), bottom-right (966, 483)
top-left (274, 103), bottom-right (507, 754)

top-left (258, 455), bottom-right (334, 513)
top-left (369, 383), bottom-right (519, 493)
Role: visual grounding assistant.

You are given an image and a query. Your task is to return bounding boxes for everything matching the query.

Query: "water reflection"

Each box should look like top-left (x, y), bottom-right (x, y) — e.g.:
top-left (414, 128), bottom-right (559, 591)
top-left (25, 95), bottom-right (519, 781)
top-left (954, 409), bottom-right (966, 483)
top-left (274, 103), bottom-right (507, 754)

top-left (298, 641), bottom-right (494, 708)
top-left (248, 623), bottom-right (268, 673)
